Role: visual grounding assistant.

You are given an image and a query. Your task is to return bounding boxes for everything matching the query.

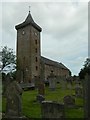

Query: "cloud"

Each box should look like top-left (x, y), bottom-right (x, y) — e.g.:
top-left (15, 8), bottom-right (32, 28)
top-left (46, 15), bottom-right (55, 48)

top-left (1, 2), bottom-right (88, 75)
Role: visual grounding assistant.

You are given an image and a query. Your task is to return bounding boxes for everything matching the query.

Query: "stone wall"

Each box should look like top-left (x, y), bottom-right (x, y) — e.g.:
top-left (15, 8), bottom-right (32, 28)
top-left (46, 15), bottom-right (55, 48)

top-left (43, 64), bottom-right (70, 81)
top-left (16, 25), bottom-right (41, 83)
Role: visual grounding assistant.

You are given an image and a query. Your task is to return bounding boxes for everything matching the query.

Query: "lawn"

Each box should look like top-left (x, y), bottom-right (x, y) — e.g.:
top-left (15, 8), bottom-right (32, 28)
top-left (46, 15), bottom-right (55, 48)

top-left (2, 83), bottom-right (84, 118)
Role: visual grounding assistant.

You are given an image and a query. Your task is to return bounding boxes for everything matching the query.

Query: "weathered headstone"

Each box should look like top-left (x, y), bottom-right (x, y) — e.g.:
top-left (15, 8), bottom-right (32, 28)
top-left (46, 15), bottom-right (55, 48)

top-left (36, 94), bottom-right (45, 103)
top-left (49, 71), bottom-right (56, 91)
top-left (75, 84), bottom-right (83, 97)
top-left (67, 83), bottom-right (72, 90)
top-left (4, 74), bottom-right (23, 118)
top-left (34, 76), bottom-right (38, 88)
top-left (41, 101), bottom-right (65, 119)
top-left (63, 95), bottom-right (75, 108)
top-left (36, 81), bottom-right (45, 103)
top-left (36, 76), bottom-right (45, 103)
top-left (38, 82), bottom-right (45, 96)
top-left (60, 78), bottom-right (66, 90)
top-left (83, 74), bottom-right (90, 118)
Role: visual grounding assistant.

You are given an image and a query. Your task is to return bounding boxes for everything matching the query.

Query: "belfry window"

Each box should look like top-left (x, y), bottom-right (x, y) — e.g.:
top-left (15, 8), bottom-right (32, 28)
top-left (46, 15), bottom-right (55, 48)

top-left (36, 66), bottom-right (38, 71)
top-left (35, 48), bottom-right (37, 53)
top-left (36, 57), bottom-right (38, 62)
top-left (35, 40), bottom-right (37, 44)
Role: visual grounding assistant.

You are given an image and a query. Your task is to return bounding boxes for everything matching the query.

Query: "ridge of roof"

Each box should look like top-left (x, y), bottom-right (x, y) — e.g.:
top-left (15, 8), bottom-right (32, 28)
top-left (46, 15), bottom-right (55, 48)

top-left (41, 56), bottom-right (70, 70)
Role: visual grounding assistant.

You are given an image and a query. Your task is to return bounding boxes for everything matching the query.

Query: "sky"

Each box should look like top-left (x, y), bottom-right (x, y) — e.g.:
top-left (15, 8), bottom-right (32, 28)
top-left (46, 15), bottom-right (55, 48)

top-left (0, 0), bottom-right (88, 76)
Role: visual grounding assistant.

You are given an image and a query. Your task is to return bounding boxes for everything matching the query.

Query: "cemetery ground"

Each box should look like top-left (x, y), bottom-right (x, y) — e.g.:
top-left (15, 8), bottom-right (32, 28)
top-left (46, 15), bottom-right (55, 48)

top-left (2, 82), bottom-right (84, 119)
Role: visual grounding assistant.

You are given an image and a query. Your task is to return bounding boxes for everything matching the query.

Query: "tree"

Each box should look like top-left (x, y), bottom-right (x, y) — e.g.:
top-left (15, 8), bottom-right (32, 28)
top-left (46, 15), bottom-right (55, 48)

top-left (1, 46), bottom-right (16, 69)
top-left (79, 58), bottom-right (90, 79)
top-left (84, 58), bottom-right (90, 68)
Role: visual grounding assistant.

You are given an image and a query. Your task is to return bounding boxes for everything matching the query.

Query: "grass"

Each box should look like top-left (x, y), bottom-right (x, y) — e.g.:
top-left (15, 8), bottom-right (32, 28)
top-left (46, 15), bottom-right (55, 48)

top-left (65, 108), bottom-right (84, 118)
top-left (2, 83), bottom-right (84, 118)
top-left (22, 90), bottom-right (41, 118)
top-left (45, 86), bottom-right (75, 102)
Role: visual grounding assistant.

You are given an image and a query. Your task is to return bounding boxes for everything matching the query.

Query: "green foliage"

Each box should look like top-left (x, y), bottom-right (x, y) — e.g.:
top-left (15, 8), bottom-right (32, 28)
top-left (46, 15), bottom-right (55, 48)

top-left (84, 58), bottom-right (90, 68)
top-left (79, 58), bottom-right (90, 79)
top-left (1, 46), bottom-right (16, 68)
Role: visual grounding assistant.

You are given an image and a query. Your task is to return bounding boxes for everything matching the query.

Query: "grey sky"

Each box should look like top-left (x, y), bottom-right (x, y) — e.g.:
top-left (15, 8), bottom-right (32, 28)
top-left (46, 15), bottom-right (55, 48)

top-left (1, 1), bottom-right (88, 75)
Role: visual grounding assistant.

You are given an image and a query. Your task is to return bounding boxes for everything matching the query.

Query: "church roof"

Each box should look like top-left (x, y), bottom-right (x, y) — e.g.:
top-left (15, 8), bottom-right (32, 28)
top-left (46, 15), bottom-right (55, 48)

top-left (15, 12), bottom-right (42, 32)
top-left (41, 56), bottom-right (70, 70)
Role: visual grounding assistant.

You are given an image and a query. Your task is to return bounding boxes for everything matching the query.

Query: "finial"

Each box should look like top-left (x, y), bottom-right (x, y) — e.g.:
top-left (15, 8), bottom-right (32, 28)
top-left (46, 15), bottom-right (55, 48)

top-left (29, 6), bottom-right (30, 13)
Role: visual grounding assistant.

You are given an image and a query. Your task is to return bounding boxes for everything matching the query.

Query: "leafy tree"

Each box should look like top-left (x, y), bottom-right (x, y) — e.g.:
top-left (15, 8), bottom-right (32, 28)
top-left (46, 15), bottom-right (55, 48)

top-left (79, 58), bottom-right (90, 79)
top-left (1, 46), bottom-right (16, 68)
top-left (84, 58), bottom-right (90, 68)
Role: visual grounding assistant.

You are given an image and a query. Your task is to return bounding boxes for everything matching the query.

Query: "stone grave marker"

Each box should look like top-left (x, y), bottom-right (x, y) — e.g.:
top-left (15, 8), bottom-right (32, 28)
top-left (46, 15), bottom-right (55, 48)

top-left (60, 78), bottom-right (66, 90)
top-left (75, 84), bottom-right (83, 98)
top-left (41, 101), bottom-right (65, 119)
top-left (36, 76), bottom-right (45, 103)
top-left (66, 77), bottom-right (73, 90)
top-left (63, 95), bottom-right (75, 108)
top-left (83, 74), bottom-right (90, 118)
top-left (67, 83), bottom-right (72, 90)
top-left (34, 76), bottom-right (38, 88)
top-left (38, 82), bottom-right (45, 96)
top-left (36, 82), bottom-right (45, 103)
top-left (49, 71), bottom-right (56, 91)
top-left (36, 94), bottom-right (45, 103)
top-left (4, 74), bottom-right (24, 119)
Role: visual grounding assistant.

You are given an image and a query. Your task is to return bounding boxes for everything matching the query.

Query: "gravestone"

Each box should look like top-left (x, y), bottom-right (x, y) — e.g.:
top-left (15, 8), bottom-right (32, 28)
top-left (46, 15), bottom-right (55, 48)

top-left (75, 85), bottom-right (83, 97)
top-left (4, 74), bottom-right (23, 119)
top-left (36, 76), bottom-right (45, 103)
top-left (63, 95), bottom-right (75, 108)
top-left (66, 76), bottom-right (73, 90)
top-left (60, 78), bottom-right (66, 90)
top-left (38, 82), bottom-right (45, 96)
top-left (41, 101), bottom-right (65, 119)
top-left (49, 71), bottom-right (56, 91)
top-left (36, 80), bottom-right (45, 103)
top-left (34, 76), bottom-right (38, 88)
top-left (36, 94), bottom-right (45, 103)
top-left (67, 83), bottom-right (72, 90)
top-left (83, 74), bottom-right (90, 118)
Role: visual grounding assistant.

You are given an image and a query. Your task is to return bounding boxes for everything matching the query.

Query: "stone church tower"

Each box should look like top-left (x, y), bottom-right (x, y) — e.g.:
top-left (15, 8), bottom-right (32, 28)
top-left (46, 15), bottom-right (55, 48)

top-left (15, 11), bottom-right (42, 83)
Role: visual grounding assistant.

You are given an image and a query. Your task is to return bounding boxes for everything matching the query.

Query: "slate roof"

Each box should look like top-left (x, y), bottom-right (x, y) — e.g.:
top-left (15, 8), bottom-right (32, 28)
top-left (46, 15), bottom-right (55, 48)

top-left (41, 56), bottom-right (70, 70)
top-left (15, 12), bottom-right (42, 32)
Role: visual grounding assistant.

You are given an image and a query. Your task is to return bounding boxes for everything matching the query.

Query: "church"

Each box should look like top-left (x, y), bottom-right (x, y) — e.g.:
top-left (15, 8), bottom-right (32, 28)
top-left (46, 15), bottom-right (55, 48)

top-left (15, 11), bottom-right (71, 84)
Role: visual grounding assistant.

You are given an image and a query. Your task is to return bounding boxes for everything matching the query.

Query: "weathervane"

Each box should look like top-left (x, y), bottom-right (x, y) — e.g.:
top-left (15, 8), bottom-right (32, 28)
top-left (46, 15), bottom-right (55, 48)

top-left (29, 6), bottom-right (30, 13)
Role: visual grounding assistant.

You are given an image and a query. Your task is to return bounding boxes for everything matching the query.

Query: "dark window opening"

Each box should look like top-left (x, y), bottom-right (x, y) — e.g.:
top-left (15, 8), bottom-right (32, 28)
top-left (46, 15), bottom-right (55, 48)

top-left (35, 48), bottom-right (37, 53)
top-left (35, 40), bottom-right (37, 44)
top-left (36, 66), bottom-right (38, 71)
top-left (36, 57), bottom-right (38, 62)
